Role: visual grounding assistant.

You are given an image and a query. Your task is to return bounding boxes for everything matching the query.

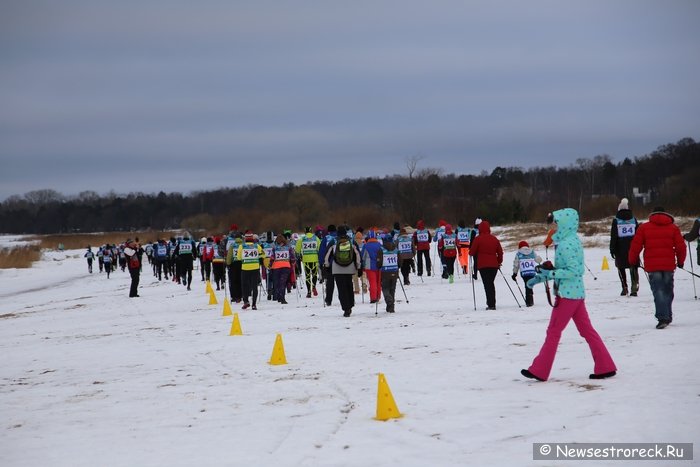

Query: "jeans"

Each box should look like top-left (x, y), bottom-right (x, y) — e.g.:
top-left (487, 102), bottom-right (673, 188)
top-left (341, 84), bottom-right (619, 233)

top-left (648, 271), bottom-right (675, 323)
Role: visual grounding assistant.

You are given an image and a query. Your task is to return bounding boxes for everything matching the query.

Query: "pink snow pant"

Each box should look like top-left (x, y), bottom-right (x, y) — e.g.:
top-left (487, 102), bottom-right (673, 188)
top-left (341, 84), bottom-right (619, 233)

top-left (528, 298), bottom-right (616, 381)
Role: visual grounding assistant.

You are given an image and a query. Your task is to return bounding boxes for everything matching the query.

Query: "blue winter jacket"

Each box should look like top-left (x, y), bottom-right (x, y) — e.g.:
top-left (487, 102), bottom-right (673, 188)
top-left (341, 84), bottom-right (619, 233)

top-left (527, 208), bottom-right (586, 299)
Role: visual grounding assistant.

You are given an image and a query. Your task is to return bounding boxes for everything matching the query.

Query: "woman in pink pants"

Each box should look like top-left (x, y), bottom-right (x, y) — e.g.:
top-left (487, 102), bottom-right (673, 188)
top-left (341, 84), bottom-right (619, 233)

top-left (522, 208), bottom-right (617, 381)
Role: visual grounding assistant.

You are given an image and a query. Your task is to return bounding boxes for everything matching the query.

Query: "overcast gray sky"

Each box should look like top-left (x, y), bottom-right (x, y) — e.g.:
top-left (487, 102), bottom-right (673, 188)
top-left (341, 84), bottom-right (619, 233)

top-left (1, 0), bottom-right (699, 201)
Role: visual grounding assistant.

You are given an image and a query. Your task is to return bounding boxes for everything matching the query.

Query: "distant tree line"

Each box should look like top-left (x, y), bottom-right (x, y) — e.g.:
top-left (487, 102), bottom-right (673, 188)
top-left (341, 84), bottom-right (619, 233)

top-left (1, 137), bottom-right (697, 235)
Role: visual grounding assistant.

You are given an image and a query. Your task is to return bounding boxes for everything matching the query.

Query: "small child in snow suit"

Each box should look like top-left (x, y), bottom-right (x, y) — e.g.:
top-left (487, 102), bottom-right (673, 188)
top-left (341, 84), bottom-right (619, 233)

top-left (511, 241), bottom-right (541, 307)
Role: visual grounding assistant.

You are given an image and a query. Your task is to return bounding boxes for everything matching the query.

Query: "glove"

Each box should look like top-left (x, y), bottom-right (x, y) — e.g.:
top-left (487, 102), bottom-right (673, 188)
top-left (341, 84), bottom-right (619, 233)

top-left (357, 269), bottom-right (363, 277)
top-left (677, 262), bottom-right (684, 269)
top-left (536, 260), bottom-right (554, 273)
top-left (511, 273), bottom-right (517, 282)
top-left (610, 252), bottom-right (616, 259)
top-left (526, 274), bottom-right (546, 289)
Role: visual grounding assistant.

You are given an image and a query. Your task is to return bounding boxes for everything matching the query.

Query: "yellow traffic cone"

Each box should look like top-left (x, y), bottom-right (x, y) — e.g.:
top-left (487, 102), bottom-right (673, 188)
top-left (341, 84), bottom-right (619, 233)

top-left (222, 299), bottom-right (232, 316)
top-left (229, 313), bottom-right (243, 336)
top-left (375, 373), bottom-right (402, 421)
top-left (208, 291), bottom-right (218, 305)
top-left (268, 333), bottom-right (287, 365)
top-left (602, 256), bottom-right (610, 270)
top-left (206, 280), bottom-right (214, 294)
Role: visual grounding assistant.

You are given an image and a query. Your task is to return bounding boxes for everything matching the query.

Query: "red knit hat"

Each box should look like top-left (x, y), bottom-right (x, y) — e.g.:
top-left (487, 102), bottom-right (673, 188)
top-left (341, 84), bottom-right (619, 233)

top-left (518, 241), bottom-right (529, 248)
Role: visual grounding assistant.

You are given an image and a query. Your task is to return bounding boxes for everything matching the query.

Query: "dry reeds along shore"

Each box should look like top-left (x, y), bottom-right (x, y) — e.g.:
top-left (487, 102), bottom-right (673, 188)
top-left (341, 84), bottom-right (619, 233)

top-left (0, 231), bottom-right (178, 269)
top-left (0, 245), bottom-right (42, 269)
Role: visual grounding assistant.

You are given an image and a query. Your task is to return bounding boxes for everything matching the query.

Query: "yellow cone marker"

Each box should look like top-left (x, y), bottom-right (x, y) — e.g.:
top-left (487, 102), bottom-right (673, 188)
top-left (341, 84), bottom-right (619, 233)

top-left (222, 299), bottom-right (232, 316)
top-left (375, 373), bottom-right (402, 421)
top-left (602, 256), bottom-right (610, 270)
top-left (206, 280), bottom-right (214, 294)
top-left (208, 291), bottom-right (218, 305)
top-left (229, 313), bottom-right (243, 336)
top-left (268, 333), bottom-right (287, 365)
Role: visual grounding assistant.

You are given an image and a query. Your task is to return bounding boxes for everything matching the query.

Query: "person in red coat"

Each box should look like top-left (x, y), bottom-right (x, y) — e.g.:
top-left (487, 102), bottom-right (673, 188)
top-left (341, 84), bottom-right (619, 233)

top-left (469, 220), bottom-right (503, 309)
top-left (628, 207), bottom-right (686, 329)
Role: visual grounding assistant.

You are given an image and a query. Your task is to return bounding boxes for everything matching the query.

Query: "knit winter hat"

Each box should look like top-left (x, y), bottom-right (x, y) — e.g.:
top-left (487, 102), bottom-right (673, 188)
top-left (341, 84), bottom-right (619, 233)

top-left (244, 230), bottom-right (254, 240)
top-left (618, 198), bottom-right (629, 211)
top-left (518, 241), bottom-right (529, 248)
top-left (474, 217), bottom-right (482, 226)
top-left (337, 226), bottom-right (347, 236)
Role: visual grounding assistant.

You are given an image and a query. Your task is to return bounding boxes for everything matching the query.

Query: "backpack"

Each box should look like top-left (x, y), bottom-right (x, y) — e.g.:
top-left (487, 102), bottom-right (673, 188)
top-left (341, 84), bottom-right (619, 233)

top-left (333, 237), bottom-right (354, 267)
top-left (128, 254), bottom-right (140, 269)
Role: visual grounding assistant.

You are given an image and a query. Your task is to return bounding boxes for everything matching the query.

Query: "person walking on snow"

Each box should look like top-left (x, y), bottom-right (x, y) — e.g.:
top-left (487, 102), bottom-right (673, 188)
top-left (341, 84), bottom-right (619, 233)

top-left (323, 226), bottom-right (362, 317)
top-left (456, 220), bottom-right (474, 275)
top-left (438, 224), bottom-right (458, 283)
top-left (361, 229), bottom-right (383, 303)
top-left (237, 231), bottom-right (266, 310)
top-left (125, 240), bottom-right (141, 298)
top-left (396, 227), bottom-right (416, 285)
top-left (521, 208), bottom-right (617, 381)
top-left (84, 246), bottom-right (94, 273)
top-left (413, 220), bottom-right (432, 277)
top-left (377, 234), bottom-right (399, 313)
top-left (319, 224), bottom-right (338, 306)
top-left (296, 227), bottom-right (321, 298)
top-left (353, 227), bottom-right (367, 295)
top-left (628, 207), bottom-right (686, 329)
top-left (610, 197), bottom-right (640, 296)
top-left (511, 240), bottom-right (542, 307)
top-left (270, 234), bottom-right (295, 304)
top-left (469, 220), bottom-right (503, 310)
top-left (683, 217), bottom-right (700, 266)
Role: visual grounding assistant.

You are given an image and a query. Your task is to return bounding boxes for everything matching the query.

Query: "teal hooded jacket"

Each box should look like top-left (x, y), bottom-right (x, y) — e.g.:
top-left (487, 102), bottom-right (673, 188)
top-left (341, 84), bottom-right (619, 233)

top-left (527, 208), bottom-right (586, 299)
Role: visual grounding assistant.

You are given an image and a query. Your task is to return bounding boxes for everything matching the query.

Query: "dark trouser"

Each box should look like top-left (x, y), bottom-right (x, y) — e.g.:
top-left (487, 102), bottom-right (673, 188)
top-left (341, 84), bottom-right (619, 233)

top-left (439, 248), bottom-right (447, 278)
top-left (617, 267), bottom-right (639, 294)
top-left (104, 261), bottom-right (112, 278)
top-left (98, 257), bottom-right (104, 272)
top-left (303, 262), bottom-right (318, 290)
top-left (212, 262), bottom-right (225, 288)
top-left (334, 274), bottom-right (355, 313)
top-left (381, 272), bottom-right (398, 312)
top-left (522, 273), bottom-right (535, 306)
top-left (416, 249), bottom-right (431, 276)
top-left (200, 259), bottom-right (205, 280)
top-left (228, 262), bottom-right (243, 302)
top-left (156, 259), bottom-right (168, 280)
top-left (241, 269), bottom-right (260, 305)
top-left (87, 258), bottom-right (93, 273)
top-left (324, 266), bottom-right (335, 305)
top-left (203, 261), bottom-right (212, 281)
top-left (180, 257), bottom-right (193, 286)
top-left (400, 259), bottom-right (412, 284)
top-left (648, 271), bottom-right (674, 323)
top-left (272, 268), bottom-right (291, 301)
top-left (479, 268), bottom-right (498, 308)
top-left (444, 256), bottom-right (456, 277)
top-left (129, 267), bottom-right (140, 297)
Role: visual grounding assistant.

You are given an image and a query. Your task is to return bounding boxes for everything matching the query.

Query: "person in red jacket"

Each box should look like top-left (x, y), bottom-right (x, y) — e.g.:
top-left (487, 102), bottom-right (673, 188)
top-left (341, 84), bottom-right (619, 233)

top-left (628, 207), bottom-right (686, 329)
top-left (469, 220), bottom-right (503, 309)
top-left (413, 219), bottom-right (432, 277)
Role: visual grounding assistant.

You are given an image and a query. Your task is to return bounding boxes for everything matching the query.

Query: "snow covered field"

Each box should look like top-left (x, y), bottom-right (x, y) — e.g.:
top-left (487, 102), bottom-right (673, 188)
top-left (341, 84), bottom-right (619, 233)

top-left (1, 236), bottom-right (698, 466)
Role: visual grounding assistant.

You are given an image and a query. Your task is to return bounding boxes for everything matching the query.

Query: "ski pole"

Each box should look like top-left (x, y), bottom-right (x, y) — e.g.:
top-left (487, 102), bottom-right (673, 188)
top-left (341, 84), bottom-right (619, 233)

top-left (499, 268), bottom-right (521, 308)
top-left (678, 266), bottom-right (700, 279)
top-left (321, 266), bottom-right (327, 307)
top-left (584, 262), bottom-right (598, 280)
top-left (471, 263), bottom-right (476, 311)
top-left (514, 275), bottom-right (527, 303)
top-left (398, 276), bottom-right (409, 304)
top-left (688, 241), bottom-right (698, 299)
